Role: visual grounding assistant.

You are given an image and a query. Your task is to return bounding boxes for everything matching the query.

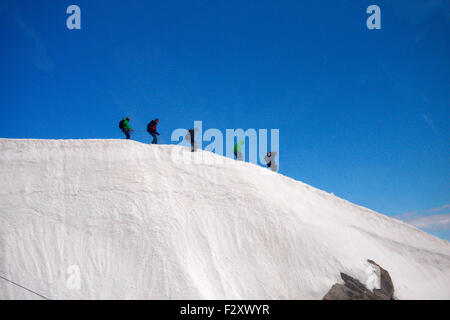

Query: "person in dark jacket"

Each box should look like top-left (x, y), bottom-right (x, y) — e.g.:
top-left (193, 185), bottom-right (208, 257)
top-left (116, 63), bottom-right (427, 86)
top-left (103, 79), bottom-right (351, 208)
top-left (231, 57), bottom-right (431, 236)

top-left (119, 117), bottom-right (134, 139)
top-left (264, 151), bottom-right (278, 172)
top-left (147, 118), bottom-right (160, 144)
top-left (185, 128), bottom-right (198, 152)
top-left (234, 140), bottom-right (244, 160)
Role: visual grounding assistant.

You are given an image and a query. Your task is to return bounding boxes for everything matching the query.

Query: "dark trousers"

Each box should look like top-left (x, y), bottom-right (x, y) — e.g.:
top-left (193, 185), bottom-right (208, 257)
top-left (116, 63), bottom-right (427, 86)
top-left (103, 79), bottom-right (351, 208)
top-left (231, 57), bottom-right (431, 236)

top-left (122, 129), bottom-right (130, 139)
top-left (150, 131), bottom-right (157, 144)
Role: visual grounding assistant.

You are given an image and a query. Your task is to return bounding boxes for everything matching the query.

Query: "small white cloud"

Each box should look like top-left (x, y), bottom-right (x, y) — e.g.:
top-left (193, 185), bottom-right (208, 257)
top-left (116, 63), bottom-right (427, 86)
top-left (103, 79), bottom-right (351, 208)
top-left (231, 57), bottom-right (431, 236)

top-left (406, 213), bottom-right (450, 230)
top-left (422, 113), bottom-right (439, 135)
top-left (396, 204), bottom-right (450, 231)
top-left (428, 204), bottom-right (450, 213)
top-left (422, 114), bottom-right (434, 128)
top-left (15, 15), bottom-right (54, 73)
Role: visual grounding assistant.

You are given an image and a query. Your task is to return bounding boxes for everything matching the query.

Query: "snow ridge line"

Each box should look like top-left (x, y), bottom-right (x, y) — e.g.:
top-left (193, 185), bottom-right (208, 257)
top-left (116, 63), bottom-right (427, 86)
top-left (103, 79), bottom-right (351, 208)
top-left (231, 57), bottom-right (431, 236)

top-left (0, 275), bottom-right (50, 300)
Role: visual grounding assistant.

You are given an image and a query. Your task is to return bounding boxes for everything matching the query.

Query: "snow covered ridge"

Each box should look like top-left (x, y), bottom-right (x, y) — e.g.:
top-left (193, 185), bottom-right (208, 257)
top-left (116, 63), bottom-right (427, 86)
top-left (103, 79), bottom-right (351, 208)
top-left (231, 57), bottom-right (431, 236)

top-left (0, 139), bottom-right (449, 300)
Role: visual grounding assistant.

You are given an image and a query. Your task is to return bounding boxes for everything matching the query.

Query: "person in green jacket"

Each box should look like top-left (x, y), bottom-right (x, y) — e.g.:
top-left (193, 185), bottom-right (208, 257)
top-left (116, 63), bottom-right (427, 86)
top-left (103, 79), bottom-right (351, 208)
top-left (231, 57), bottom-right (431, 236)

top-left (119, 117), bottom-right (134, 139)
top-left (234, 139), bottom-right (244, 160)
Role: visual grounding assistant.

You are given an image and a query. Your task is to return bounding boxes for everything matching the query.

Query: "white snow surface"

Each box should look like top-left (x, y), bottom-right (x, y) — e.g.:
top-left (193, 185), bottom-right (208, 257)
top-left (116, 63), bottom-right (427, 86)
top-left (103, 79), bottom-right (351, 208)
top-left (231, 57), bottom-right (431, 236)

top-left (0, 139), bottom-right (449, 300)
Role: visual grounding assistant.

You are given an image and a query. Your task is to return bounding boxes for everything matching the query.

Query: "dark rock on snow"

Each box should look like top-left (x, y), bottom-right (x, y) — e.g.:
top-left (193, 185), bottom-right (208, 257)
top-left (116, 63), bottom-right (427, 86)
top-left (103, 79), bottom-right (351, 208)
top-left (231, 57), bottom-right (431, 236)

top-left (323, 260), bottom-right (395, 300)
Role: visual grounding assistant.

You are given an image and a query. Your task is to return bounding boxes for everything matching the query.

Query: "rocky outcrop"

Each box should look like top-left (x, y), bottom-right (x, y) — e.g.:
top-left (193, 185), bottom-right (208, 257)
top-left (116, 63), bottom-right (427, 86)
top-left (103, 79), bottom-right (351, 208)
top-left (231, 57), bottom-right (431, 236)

top-left (323, 260), bottom-right (395, 300)
top-left (367, 259), bottom-right (395, 299)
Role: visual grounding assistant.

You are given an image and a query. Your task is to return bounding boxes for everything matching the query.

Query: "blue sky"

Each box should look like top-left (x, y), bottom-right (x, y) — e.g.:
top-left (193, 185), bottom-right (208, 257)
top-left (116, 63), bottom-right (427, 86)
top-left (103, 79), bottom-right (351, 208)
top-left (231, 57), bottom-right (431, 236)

top-left (0, 0), bottom-right (449, 240)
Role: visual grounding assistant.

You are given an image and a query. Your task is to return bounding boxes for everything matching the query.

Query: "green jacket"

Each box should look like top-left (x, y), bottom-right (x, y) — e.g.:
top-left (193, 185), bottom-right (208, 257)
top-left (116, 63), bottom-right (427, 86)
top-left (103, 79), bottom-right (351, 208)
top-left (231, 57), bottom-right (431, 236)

top-left (122, 118), bottom-right (132, 131)
top-left (234, 140), bottom-right (244, 153)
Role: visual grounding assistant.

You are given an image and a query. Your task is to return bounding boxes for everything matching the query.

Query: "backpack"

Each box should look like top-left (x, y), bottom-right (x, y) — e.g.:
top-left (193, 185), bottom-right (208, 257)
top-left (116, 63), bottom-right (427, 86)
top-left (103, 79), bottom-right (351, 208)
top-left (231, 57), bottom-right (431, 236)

top-left (119, 119), bottom-right (125, 130)
top-left (147, 120), bottom-right (156, 133)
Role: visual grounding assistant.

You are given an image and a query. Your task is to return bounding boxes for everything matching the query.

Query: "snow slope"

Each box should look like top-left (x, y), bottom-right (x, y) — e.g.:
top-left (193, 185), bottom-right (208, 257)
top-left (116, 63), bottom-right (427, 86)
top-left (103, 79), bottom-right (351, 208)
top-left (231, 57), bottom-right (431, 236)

top-left (0, 139), bottom-right (449, 300)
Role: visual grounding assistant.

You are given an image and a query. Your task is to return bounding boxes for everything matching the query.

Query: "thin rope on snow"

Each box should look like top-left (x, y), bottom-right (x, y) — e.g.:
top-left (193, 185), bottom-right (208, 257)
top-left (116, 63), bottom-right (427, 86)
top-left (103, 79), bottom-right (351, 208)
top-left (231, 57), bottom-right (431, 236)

top-left (0, 275), bottom-right (50, 300)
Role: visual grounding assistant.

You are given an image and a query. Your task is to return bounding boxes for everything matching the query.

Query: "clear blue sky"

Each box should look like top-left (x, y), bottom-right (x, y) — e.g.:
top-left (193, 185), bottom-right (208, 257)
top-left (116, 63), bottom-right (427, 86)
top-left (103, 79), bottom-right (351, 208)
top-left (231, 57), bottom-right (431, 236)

top-left (0, 1), bottom-right (449, 240)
